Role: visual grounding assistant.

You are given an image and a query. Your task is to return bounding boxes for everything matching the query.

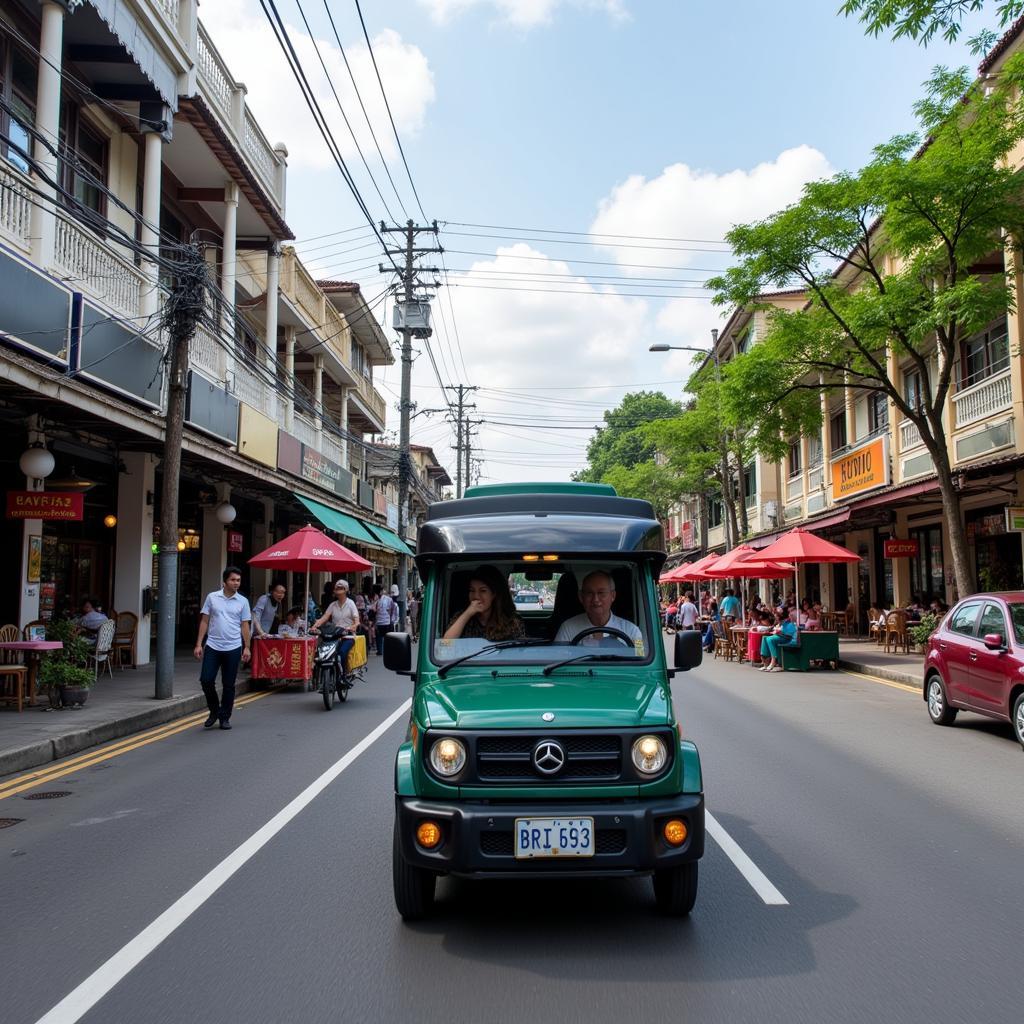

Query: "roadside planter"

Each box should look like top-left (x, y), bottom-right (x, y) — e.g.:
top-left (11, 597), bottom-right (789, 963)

top-left (385, 482), bottom-right (705, 920)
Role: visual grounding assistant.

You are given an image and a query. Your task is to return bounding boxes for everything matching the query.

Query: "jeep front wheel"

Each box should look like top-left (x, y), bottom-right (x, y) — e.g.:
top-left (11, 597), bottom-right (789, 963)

top-left (653, 861), bottom-right (698, 917)
top-left (393, 821), bottom-right (436, 920)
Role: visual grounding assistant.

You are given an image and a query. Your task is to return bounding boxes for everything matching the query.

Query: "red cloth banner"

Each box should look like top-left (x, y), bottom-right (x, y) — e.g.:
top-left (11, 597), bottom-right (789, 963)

top-left (6, 491), bottom-right (84, 520)
top-left (227, 530), bottom-right (243, 553)
top-left (251, 636), bottom-right (315, 680)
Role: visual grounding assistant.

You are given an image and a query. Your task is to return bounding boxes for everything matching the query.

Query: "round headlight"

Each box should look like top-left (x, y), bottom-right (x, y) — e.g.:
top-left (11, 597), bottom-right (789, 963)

top-left (632, 734), bottom-right (667, 775)
top-left (429, 737), bottom-right (466, 777)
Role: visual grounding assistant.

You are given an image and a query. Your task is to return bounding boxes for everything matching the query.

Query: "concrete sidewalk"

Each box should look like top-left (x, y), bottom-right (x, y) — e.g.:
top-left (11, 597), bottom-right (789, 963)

top-left (0, 654), bottom-right (256, 779)
top-left (838, 638), bottom-right (923, 687)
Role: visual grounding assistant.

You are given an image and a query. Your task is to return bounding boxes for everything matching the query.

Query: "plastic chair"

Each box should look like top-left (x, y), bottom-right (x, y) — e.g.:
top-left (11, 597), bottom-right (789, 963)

top-left (88, 619), bottom-right (116, 680)
top-left (0, 623), bottom-right (28, 712)
top-left (22, 619), bottom-right (45, 640)
top-left (867, 607), bottom-right (883, 644)
top-left (112, 611), bottom-right (138, 669)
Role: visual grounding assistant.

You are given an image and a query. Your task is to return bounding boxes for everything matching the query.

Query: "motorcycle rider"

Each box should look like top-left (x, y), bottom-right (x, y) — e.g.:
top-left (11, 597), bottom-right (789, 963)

top-left (310, 579), bottom-right (358, 667)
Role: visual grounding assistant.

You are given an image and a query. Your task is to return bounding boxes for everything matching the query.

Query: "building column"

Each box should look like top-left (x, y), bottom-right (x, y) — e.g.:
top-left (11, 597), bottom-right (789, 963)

top-left (139, 123), bottom-right (165, 319)
top-left (284, 326), bottom-right (296, 432)
top-left (819, 374), bottom-right (833, 500)
top-left (313, 354), bottom-right (324, 436)
top-left (250, 498), bottom-right (274, 596)
top-left (17, 422), bottom-right (47, 629)
top-left (29, 1), bottom-right (65, 268)
top-left (221, 182), bottom-right (239, 376)
top-left (1004, 235), bottom-right (1024, 454)
top-left (200, 484), bottom-right (231, 598)
top-left (114, 453), bottom-right (156, 665)
top-left (339, 386), bottom-right (349, 468)
top-left (265, 244), bottom-right (280, 362)
top-left (844, 374), bottom-right (856, 448)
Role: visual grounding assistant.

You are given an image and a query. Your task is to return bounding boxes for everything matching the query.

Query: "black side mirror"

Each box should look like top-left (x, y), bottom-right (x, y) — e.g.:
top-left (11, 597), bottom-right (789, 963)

top-left (983, 632), bottom-right (1006, 652)
top-left (384, 631), bottom-right (414, 674)
top-left (674, 629), bottom-right (703, 672)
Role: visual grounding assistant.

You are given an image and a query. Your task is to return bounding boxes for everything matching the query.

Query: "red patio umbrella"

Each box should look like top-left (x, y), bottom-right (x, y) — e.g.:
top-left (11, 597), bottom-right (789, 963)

top-left (678, 553), bottom-right (720, 582)
top-left (705, 544), bottom-right (796, 621)
top-left (754, 527), bottom-right (860, 623)
top-left (249, 525), bottom-right (371, 629)
top-left (658, 562), bottom-right (692, 584)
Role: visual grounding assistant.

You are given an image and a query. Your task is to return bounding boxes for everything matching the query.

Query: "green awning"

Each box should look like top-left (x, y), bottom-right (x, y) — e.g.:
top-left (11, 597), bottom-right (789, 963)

top-left (295, 494), bottom-right (381, 546)
top-left (363, 522), bottom-right (415, 557)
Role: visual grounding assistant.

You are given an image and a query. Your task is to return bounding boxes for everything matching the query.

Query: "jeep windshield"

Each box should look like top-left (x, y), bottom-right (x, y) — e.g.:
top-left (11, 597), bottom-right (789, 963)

top-left (430, 561), bottom-right (653, 668)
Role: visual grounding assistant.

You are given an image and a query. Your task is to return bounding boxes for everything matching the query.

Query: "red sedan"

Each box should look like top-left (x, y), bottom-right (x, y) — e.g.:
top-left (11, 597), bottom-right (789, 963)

top-left (924, 592), bottom-right (1024, 749)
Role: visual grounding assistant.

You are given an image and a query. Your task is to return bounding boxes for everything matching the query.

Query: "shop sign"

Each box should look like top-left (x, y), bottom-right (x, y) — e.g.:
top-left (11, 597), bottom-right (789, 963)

top-left (1005, 507), bottom-right (1024, 533)
top-left (6, 491), bottom-right (84, 520)
top-left (227, 530), bottom-right (244, 553)
top-left (681, 521), bottom-right (694, 549)
top-left (301, 446), bottom-right (340, 491)
top-left (883, 538), bottom-right (919, 558)
top-left (830, 436), bottom-right (889, 502)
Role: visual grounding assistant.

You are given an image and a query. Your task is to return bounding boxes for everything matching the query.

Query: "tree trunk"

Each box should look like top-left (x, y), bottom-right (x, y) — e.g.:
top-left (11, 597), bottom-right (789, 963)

top-left (699, 492), bottom-right (709, 553)
top-left (736, 456), bottom-right (749, 537)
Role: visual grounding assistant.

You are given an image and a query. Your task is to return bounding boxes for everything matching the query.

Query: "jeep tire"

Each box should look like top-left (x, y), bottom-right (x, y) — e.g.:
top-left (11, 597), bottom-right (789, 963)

top-left (393, 821), bottom-right (436, 920)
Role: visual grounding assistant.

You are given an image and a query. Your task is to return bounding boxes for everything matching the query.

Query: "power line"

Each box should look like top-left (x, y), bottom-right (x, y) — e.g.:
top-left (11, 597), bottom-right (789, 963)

top-left (441, 220), bottom-right (730, 245)
top-left (441, 229), bottom-right (729, 254)
top-left (353, 0), bottom-right (429, 222)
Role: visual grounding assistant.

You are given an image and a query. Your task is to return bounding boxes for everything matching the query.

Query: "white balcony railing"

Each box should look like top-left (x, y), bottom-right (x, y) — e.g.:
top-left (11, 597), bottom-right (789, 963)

top-left (807, 466), bottom-right (823, 493)
top-left (786, 476), bottom-right (803, 501)
top-left (53, 218), bottom-right (144, 319)
top-left (196, 27), bottom-right (232, 120)
top-left (320, 431), bottom-right (344, 465)
top-left (292, 411), bottom-right (318, 448)
top-left (190, 321), bottom-right (223, 381)
top-left (900, 418), bottom-right (923, 450)
top-left (156, 0), bottom-right (181, 27)
top-left (953, 369), bottom-right (1012, 428)
top-left (0, 161), bottom-right (32, 251)
top-left (243, 108), bottom-right (278, 196)
top-left (232, 362), bottom-right (268, 414)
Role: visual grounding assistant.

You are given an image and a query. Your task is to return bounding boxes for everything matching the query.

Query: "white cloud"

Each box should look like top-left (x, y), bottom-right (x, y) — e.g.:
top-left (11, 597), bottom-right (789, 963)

top-left (198, 4), bottom-right (435, 171)
top-left (590, 145), bottom-right (834, 274)
top-left (418, 0), bottom-right (626, 28)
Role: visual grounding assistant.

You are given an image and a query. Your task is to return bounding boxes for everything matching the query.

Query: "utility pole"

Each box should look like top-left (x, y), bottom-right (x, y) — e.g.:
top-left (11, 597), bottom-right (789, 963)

top-left (464, 418), bottom-right (480, 493)
top-left (445, 385), bottom-right (477, 497)
top-left (156, 243), bottom-right (207, 698)
top-left (382, 220), bottom-right (442, 632)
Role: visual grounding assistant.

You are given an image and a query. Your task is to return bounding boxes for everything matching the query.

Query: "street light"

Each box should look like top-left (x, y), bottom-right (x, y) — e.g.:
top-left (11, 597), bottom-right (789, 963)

top-left (649, 330), bottom-right (731, 549)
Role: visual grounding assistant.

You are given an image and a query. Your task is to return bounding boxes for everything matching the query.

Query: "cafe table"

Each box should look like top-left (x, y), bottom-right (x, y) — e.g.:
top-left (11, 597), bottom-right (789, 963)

top-left (0, 640), bottom-right (63, 707)
top-left (745, 629), bottom-right (766, 665)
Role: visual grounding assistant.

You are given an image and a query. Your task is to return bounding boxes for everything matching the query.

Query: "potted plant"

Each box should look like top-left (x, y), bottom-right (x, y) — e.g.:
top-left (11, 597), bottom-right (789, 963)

top-left (908, 612), bottom-right (939, 655)
top-left (37, 619), bottom-right (94, 708)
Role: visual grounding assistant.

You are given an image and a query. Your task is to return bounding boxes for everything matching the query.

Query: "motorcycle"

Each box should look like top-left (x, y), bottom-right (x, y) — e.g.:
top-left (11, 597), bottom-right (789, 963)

top-left (310, 624), bottom-right (360, 710)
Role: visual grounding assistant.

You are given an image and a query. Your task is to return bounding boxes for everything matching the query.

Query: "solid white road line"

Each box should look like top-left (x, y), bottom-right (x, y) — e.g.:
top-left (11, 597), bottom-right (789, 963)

top-left (34, 699), bottom-right (413, 1024)
top-left (706, 810), bottom-right (789, 906)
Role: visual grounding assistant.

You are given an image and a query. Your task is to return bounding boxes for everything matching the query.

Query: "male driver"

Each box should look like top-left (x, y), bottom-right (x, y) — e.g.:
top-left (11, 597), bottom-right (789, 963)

top-left (554, 570), bottom-right (642, 645)
top-left (194, 566), bottom-right (252, 730)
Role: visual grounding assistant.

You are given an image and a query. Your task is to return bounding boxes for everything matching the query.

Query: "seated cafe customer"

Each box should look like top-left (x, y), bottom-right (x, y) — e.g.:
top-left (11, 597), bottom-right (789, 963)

top-left (278, 607), bottom-right (305, 637)
top-left (760, 612), bottom-right (798, 673)
top-left (75, 597), bottom-right (108, 633)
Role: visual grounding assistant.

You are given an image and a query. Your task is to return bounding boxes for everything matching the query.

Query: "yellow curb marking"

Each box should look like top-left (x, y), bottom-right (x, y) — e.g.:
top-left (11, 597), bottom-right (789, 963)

top-left (841, 668), bottom-right (920, 695)
top-left (0, 691), bottom-right (273, 800)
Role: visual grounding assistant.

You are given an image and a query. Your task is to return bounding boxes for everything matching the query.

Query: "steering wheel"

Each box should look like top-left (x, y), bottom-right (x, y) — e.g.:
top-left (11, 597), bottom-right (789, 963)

top-left (568, 626), bottom-right (634, 647)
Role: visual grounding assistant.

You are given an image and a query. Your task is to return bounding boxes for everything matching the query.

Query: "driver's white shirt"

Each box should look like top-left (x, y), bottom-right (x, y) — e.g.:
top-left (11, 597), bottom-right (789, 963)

top-left (554, 612), bottom-right (642, 645)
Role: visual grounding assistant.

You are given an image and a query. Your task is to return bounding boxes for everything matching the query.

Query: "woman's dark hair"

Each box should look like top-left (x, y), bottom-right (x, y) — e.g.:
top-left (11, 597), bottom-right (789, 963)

top-left (467, 565), bottom-right (518, 631)
top-left (270, 580), bottom-right (286, 595)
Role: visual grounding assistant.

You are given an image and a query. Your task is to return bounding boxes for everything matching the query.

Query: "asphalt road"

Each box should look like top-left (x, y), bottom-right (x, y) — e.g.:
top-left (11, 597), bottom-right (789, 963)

top-left (3, 646), bottom-right (1022, 1024)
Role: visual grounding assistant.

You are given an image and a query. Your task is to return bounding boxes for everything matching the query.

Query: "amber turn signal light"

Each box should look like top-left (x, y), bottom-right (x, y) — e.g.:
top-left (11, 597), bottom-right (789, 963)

top-left (663, 819), bottom-right (688, 846)
top-left (416, 821), bottom-right (443, 849)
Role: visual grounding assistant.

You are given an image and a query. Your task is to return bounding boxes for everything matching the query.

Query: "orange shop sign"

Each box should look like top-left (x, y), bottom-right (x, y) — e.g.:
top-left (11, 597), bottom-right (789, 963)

top-left (830, 436), bottom-right (889, 502)
top-left (6, 491), bottom-right (84, 520)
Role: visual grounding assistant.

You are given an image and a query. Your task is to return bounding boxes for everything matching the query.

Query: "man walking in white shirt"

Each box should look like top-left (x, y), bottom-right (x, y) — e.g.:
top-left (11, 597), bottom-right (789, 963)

top-left (194, 566), bottom-right (252, 730)
top-left (678, 593), bottom-right (699, 630)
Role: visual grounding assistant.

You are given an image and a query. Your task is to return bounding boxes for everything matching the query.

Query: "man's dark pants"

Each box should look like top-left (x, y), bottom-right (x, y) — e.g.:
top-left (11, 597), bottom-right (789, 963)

top-left (200, 645), bottom-right (242, 721)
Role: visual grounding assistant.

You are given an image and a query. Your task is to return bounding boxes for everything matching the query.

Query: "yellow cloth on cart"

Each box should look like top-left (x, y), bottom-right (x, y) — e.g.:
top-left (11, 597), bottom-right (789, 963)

top-left (346, 634), bottom-right (367, 670)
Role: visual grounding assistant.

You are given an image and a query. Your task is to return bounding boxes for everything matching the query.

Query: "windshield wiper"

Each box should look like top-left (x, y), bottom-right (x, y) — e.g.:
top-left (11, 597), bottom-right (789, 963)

top-left (542, 653), bottom-right (635, 676)
top-left (437, 638), bottom-right (553, 677)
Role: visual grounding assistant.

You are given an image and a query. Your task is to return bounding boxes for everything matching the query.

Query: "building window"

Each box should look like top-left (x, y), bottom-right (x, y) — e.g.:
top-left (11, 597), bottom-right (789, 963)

top-left (743, 465), bottom-right (757, 508)
top-left (904, 369), bottom-right (926, 413)
top-left (59, 102), bottom-right (108, 225)
top-left (0, 37), bottom-right (36, 174)
top-left (708, 497), bottom-right (723, 528)
top-left (351, 341), bottom-right (366, 376)
top-left (787, 439), bottom-right (801, 478)
top-left (830, 411), bottom-right (847, 452)
top-left (807, 434), bottom-right (823, 467)
top-left (960, 319), bottom-right (1009, 390)
top-left (736, 324), bottom-right (756, 354)
top-left (867, 391), bottom-right (889, 433)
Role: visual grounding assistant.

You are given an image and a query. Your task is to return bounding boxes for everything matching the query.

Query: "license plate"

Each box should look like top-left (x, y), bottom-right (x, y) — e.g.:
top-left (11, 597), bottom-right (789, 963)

top-left (514, 817), bottom-right (594, 859)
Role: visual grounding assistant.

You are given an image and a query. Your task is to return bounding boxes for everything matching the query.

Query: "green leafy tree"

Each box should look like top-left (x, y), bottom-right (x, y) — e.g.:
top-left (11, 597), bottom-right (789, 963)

top-left (709, 58), bottom-right (1024, 597)
top-left (601, 461), bottom-right (682, 520)
top-left (574, 391), bottom-right (683, 482)
top-left (839, 0), bottom-right (1021, 54)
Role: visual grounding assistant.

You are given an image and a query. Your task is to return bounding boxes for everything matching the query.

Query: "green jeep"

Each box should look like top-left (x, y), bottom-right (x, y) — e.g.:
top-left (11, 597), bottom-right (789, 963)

top-left (384, 482), bottom-right (704, 919)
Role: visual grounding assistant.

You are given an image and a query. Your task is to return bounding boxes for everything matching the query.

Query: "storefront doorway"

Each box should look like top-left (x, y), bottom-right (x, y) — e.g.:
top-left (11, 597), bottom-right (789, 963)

top-left (967, 505), bottom-right (1023, 592)
top-left (40, 537), bottom-right (111, 620)
top-left (909, 524), bottom-right (945, 602)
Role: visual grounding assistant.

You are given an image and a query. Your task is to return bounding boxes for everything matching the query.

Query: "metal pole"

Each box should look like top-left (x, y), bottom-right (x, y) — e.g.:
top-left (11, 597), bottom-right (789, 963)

top-left (397, 222), bottom-right (414, 633)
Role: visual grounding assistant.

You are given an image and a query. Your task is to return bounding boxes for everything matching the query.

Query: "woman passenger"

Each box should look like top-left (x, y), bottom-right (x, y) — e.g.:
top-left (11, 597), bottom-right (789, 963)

top-left (444, 565), bottom-right (525, 641)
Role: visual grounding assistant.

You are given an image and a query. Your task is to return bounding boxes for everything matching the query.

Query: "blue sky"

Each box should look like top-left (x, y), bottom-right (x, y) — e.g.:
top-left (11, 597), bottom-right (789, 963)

top-left (204, 0), bottom-right (989, 482)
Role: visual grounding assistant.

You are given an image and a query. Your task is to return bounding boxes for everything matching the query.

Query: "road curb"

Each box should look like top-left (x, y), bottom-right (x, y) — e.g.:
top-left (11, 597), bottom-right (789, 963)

top-left (0, 683), bottom-right (254, 780)
top-left (839, 659), bottom-right (919, 689)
